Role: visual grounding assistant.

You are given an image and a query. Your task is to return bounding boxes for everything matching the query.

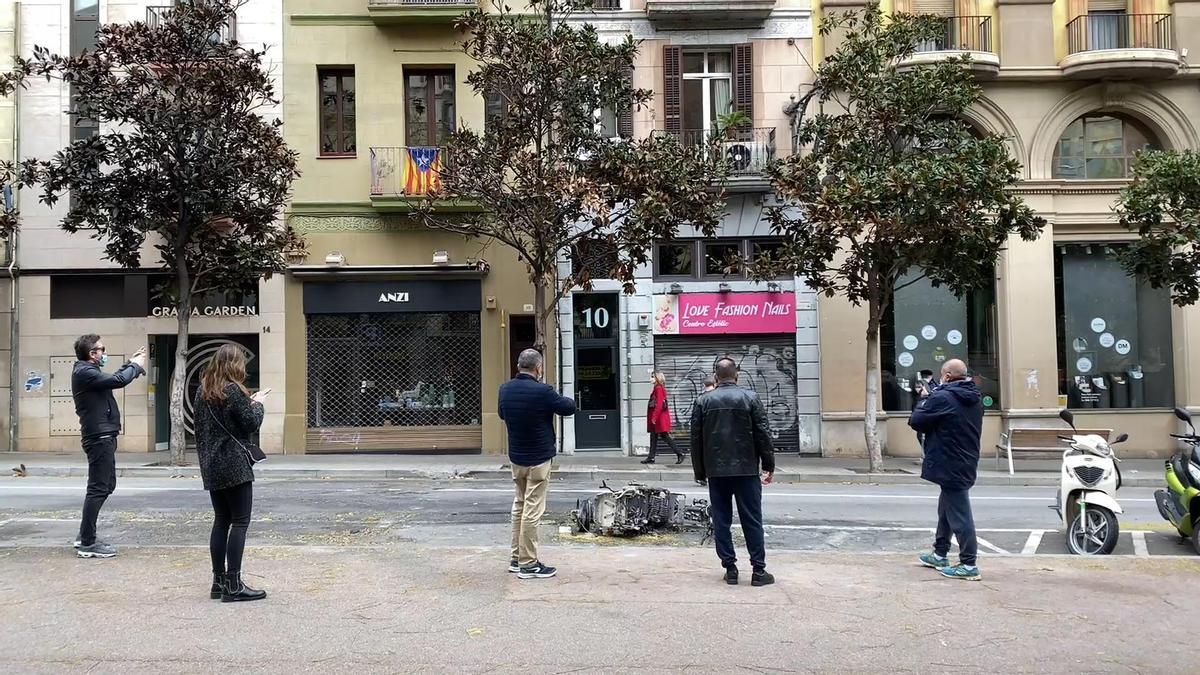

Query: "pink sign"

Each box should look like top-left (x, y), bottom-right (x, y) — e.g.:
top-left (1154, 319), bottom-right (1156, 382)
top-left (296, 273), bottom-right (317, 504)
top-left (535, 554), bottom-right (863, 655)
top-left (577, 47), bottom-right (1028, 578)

top-left (653, 292), bottom-right (796, 335)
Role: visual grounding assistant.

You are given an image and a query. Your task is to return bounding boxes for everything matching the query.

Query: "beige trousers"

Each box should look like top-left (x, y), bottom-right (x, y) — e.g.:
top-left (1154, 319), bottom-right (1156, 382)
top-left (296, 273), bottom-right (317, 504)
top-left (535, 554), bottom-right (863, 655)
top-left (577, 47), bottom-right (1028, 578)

top-left (510, 460), bottom-right (552, 567)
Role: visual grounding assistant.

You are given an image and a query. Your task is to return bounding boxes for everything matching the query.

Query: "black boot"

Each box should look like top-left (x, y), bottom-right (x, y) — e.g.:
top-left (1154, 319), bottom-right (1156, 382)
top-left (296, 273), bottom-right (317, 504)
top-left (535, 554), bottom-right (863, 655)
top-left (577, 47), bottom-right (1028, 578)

top-left (210, 573), bottom-right (224, 599)
top-left (221, 572), bottom-right (267, 603)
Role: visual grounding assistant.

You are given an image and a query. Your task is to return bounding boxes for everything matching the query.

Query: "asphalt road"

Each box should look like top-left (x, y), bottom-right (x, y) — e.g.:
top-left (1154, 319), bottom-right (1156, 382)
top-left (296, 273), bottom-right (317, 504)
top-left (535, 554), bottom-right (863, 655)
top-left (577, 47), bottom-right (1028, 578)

top-left (1, 476), bottom-right (1193, 558)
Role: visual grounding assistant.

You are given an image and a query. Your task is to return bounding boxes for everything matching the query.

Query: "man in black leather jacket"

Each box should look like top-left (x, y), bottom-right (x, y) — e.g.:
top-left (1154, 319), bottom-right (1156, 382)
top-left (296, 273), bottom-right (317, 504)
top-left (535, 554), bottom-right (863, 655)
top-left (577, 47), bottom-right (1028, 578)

top-left (71, 334), bottom-right (147, 559)
top-left (690, 357), bottom-right (776, 586)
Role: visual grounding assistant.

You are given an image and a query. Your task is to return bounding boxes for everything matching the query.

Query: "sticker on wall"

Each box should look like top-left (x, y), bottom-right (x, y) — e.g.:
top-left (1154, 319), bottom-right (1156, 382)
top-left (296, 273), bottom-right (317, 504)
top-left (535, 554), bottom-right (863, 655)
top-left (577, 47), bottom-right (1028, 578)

top-left (932, 346), bottom-right (947, 363)
top-left (921, 325), bottom-right (937, 340)
top-left (1115, 339), bottom-right (1132, 355)
top-left (23, 372), bottom-right (45, 393)
top-left (1099, 332), bottom-right (1115, 349)
top-left (1091, 317), bottom-right (1107, 333)
top-left (946, 330), bottom-right (963, 346)
top-left (1076, 357), bottom-right (1093, 374)
top-left (903, 335), bottom-right (919, 351)
top-left (982, 395), bottom-right (994, 408)
top-left (897, 352), bottom-right (914, 368)
top-left (1072, 337), bottom-right (1088, 353)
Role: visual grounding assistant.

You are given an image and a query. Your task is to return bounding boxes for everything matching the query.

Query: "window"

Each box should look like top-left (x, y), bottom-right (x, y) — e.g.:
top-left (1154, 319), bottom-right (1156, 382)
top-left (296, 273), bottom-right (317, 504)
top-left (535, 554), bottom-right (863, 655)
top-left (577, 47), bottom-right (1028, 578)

top-left (881, 270), bottom-right (1001, 413)
top-left (654, 238), bottom-right (785, 280)
top-left (1055, 244), bottom-right (1174, 409)
top-left (1052, 114), bottom-right (1156, 180)
top-left (51, 274), bottom-right (149, 319)
top-left (318, 68), bottom-right (356, 156)
top-left (71, 1), bottom-right (99, 144)
top-left (405, 69), bottom-right (456, 147)
top-left (682, 50), bottom-right (732, 133)
top-left (484, 86), bottom-right (508, 133)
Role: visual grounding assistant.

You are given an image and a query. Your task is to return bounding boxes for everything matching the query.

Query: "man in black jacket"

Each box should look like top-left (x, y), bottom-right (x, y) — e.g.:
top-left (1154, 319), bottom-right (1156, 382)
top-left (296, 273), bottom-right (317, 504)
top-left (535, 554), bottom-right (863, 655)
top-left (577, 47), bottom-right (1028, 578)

top-left (910, 358), bottom-right (984, 581)
top-left (71, 334), bottom-right (147, 559)
top-left (498, 348), bottom-right (576, 579)
top-left (691, 358), bottom-right (775, 586)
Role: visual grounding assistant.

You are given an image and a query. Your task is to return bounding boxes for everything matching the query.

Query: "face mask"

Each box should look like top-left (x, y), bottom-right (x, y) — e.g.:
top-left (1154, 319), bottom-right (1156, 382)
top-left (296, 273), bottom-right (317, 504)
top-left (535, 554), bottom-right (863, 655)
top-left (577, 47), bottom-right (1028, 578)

top-left (98, 354), bottom-right (109, 367)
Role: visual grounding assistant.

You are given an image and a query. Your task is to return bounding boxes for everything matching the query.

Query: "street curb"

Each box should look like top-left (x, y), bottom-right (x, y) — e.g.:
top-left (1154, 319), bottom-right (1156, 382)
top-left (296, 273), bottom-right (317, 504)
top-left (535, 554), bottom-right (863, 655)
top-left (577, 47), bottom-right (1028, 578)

top-left (17, 465), bottom-right (1163, 488)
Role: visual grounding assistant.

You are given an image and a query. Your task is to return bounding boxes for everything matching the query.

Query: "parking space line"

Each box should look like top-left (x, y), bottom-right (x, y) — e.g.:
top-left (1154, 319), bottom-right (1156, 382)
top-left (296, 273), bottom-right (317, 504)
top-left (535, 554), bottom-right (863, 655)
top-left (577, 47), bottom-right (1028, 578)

top-left (1131, 530), bottom-right (1149, 557)
top-left (976, 537), bottom-right (1010, 555)
top-left (1021, 530), bottom-right (1045, 555)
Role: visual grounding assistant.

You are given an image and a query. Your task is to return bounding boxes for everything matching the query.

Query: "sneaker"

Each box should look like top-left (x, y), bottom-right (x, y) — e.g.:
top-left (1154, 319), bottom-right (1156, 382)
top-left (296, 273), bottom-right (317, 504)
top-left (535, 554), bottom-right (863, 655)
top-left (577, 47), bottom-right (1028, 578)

top-left (751, 570), bottom-right (775, 587)
top-left (723, 565), bottom-right (739, 585)
top-left (939, 564), bottom-right (981, 581)
top-left (508, 558), bottom-right (520, 573)
top-left (517, 561), bottom-right (557, 579)
top-left (919, 552), bottom-right (949, 569)
top-left (76, 541), bottom-right (117, 559)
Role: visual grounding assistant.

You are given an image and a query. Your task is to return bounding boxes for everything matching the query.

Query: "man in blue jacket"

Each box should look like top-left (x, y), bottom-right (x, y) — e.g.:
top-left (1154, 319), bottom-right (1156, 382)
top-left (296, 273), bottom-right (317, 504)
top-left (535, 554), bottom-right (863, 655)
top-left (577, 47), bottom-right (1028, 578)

top-left (909, 358), bottom-right (984, 581)
top-left (498, 348), bottom-right (576, 580)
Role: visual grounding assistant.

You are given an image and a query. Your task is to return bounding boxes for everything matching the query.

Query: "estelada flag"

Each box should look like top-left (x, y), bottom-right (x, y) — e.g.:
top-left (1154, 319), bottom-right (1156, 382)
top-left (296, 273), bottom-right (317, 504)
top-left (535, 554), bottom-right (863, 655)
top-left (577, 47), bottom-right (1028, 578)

top-left (403, 146), bottom-right (442, 195)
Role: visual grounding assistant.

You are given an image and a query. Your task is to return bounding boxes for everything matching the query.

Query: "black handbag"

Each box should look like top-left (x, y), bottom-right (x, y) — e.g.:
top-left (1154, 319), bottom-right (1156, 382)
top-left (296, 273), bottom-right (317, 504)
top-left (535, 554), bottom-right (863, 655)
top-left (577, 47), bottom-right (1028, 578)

top-left (205, 399), bottom-right (267, 465)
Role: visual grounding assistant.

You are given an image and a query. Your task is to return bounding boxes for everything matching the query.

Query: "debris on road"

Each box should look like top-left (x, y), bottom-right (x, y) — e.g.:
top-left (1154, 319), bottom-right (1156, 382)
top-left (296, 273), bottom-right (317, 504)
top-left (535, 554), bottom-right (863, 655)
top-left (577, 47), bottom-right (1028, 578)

top-left (570, 482), bottom-right (712, 539)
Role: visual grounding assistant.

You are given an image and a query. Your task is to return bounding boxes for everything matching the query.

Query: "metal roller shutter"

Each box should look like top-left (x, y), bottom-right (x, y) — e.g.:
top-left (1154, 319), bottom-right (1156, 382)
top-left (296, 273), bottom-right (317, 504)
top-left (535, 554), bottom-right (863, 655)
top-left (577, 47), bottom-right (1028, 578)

top-left (654, 334), bottom-right (801, 454)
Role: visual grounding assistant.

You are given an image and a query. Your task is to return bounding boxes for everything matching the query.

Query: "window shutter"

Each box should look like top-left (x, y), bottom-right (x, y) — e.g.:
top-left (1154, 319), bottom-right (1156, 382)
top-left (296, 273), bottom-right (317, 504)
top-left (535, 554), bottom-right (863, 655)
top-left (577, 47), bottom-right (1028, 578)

top-left (1088, 0), bottom-right (1126, 10)
top-left (663, 45), bottom-right (682, 134)
top-left (618, 63), bottom-right (634, 139)
top-left (733, 43), bottom-right (753, 123)
top-left (895, 0), bottom-right (914, 12)
top-left (913, 0), bottom-right (954, 14)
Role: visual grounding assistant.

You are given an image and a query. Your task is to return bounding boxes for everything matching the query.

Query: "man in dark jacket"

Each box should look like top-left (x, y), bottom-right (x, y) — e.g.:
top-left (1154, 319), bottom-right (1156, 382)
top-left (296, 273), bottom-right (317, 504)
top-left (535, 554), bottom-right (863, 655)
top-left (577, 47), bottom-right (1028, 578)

top-left (71, 334), bottom-right (147, 559)
top-left (691, 357), bottom-right (776, 586)
top-left (498, 348), bottom-right (576, 580)
top-left (909, 358), bottom-right (983, 581)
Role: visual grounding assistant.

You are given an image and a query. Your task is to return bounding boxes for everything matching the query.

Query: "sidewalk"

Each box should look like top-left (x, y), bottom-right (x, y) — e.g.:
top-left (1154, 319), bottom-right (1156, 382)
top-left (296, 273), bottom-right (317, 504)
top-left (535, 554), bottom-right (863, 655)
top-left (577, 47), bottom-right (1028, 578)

top-left (2, 450), bottom-right (1168, 487)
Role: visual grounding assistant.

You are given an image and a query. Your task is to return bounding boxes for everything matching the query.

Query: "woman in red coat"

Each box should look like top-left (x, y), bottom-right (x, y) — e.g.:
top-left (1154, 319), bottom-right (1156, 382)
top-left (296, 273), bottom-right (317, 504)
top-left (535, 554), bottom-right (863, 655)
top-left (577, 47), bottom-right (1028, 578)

top-left (642, 372), bottom-right (685, 464)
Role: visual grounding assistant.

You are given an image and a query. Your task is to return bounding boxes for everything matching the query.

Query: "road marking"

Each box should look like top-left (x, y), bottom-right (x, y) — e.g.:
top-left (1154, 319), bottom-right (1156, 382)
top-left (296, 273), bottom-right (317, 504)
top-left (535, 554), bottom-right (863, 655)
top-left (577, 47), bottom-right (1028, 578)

top-left (1021, 530), bottom-right (1045, 555)
top-left (1131, 530), bottom-right (1150, 557)
top-left (976, 537), bottom-right (1010, 555)
top-left (426, 487), bottom-right (1154, 503)
top-left (0, 486), bottom-right (197, 492)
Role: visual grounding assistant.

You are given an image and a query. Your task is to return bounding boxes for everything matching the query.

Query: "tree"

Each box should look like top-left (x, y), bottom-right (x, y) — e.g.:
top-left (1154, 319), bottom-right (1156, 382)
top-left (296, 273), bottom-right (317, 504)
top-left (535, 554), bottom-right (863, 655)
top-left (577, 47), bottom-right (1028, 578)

top-left (759, 4), bottom-right (1044, 471)
top-left (0, 1), bottom-right (301, 464)
top-left (1115, 150), bottom-right (1200, 307)
top-left (412, 0), bottom-right (726, 354)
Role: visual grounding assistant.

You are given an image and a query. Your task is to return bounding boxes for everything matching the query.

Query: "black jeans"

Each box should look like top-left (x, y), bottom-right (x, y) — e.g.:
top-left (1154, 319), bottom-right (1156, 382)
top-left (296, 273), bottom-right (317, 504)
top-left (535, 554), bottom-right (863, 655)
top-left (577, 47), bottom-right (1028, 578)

top-left (707, 475), bottom-right (766, 571)
top-left (209, 482), bottom-right (254, 575)
top-left (79, 435), bottom-right (118, 547)
top-left (933, 487), bottom-right (978, 567)
top-left (647, 432), bottom-right (682, 460)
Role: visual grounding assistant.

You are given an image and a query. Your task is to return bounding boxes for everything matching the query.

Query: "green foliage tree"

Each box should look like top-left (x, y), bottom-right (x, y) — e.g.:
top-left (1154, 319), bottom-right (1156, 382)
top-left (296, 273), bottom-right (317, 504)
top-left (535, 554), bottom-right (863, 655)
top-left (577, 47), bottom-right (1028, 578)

top-left (413, 0), bottom-right (726, 354)
top-left (760, 4), bottom-right (1045, 470)
top-left (0, 1), bottom-right (300, 464)
top-left (1116, 150), bottom-right (1200, 307)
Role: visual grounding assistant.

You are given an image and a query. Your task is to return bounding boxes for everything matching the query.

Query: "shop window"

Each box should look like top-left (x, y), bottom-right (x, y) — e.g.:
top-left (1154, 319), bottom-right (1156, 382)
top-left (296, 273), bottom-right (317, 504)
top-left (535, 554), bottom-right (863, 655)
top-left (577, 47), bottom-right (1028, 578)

top-left (405, 68), bottom-right (456, 147)
top-left (1052, 114), bottom-right (1157, 180)
top-left (50, 274), bottom-right (149, 319)
top-left (654, 239), bottom-right (784, 281)
top-left (1055, 244), bottom-right (1174, 409)
top-left (318, 67), bottom-right (356, 156)
top-left (881, 270), bottom-right (1001, 413)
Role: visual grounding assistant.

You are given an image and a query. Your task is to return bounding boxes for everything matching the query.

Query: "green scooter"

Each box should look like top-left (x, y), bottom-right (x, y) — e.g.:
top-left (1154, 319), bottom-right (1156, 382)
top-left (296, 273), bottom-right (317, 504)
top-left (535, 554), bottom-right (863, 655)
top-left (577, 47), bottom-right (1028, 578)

top-left (1154, 407), bottom-right (1200, 555)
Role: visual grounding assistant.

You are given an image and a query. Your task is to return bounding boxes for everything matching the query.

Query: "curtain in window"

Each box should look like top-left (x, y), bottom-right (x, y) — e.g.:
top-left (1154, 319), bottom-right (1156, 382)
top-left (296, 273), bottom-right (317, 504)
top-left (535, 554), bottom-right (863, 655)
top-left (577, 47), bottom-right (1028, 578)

top-left (712, 79), bottom-right (732, 127)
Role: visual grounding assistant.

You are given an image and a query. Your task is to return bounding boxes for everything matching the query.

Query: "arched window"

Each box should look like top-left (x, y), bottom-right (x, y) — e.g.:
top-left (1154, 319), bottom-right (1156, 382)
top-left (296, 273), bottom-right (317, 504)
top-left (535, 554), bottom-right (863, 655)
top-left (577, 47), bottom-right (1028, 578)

top-left (1052, 114), bottom-right (1158, 179)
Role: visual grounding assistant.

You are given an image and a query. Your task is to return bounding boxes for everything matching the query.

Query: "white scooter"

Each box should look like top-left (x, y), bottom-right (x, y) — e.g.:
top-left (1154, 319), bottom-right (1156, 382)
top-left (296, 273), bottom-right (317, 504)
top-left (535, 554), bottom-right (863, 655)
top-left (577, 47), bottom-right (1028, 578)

top-left (1053, 409), bottom-right (1128, 555)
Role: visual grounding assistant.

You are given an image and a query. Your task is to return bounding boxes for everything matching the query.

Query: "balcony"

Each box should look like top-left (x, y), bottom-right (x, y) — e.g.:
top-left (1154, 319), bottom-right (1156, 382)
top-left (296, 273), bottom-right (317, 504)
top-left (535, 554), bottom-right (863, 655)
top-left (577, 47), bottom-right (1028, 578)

top-left (1061, 14), bottom-right (1179, 79)
top-left (900, 16), bottom-right (999, 79)
top-left (146, 6), bottom-right (235, 42)
top-left (661, 127), bottom-right (777, 192)
top-left (367, 0), bottom-right (478, 25)
top-left (592, 0), bottom-right (622, 9)
top-left (645, 0), bottom-right (776, 30)
top-left (369, 146), bottom-right (479, 212)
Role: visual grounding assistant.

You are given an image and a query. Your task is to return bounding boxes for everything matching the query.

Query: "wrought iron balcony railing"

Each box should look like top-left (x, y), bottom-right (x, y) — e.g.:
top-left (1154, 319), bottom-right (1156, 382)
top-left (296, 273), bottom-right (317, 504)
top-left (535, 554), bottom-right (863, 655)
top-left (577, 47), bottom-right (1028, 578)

top-left (370, 146), bottom-right (448, 197)
top-left (1067, 13), bottom-right (1173, 54)
top-left (662, 127), bottom-right (777, 177)
top-left (146, 5), bottom-right (235, 43)
top-left (914, 16), bottom-right (992, 53)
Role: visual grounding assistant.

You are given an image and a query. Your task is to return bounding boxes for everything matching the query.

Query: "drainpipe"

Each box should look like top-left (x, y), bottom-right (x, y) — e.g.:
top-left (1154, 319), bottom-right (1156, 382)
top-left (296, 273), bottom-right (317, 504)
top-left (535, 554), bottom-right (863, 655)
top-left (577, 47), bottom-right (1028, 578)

top-left (623, 293), bottom-right (634, 456)
top-left (6, 3), bottom-right (21, 453)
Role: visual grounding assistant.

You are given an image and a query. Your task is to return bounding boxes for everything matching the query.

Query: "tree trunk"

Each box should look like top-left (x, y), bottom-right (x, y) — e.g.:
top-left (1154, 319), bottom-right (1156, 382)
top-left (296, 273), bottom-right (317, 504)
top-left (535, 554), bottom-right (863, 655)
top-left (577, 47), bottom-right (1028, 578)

top-left (864, 298), bottom-right (884, 473)
top-left (533, 276), bottom-right (548, 355)
top-left (169, 272), bottom-right (192, 466)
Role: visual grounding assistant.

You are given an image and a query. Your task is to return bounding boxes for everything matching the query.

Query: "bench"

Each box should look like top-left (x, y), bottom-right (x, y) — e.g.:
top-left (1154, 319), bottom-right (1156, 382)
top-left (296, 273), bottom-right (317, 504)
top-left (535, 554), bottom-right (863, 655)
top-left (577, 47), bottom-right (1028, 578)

top-left (996, 427), bottom-right (1112, 475)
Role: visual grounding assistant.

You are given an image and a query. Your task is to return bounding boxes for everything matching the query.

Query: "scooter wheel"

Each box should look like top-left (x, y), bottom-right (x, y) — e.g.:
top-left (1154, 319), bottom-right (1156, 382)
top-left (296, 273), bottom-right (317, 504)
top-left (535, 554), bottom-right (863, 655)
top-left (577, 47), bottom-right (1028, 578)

top-left (1191, 521), bottom-right (1200, 556)
top-left (1067, 507), bottom-right (1119, 555)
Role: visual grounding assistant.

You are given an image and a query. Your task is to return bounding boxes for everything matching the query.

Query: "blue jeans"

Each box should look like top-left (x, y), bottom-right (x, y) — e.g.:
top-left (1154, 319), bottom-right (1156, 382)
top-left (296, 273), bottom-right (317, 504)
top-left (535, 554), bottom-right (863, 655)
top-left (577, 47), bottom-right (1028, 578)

top-left (708, 476), bottom-right (766, 571)
top-left (933, 487), bottom-right (977, 567)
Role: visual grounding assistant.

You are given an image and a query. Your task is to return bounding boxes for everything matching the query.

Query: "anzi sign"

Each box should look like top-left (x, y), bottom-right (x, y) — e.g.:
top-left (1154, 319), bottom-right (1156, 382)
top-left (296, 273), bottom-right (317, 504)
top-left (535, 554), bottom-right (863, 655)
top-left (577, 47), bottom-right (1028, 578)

top-left (152, 306), bottom-right (258, 318)
top-left (378, 292), bottom-right (410, 303)
top-left (653, 292), bottom-right (795, 335)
